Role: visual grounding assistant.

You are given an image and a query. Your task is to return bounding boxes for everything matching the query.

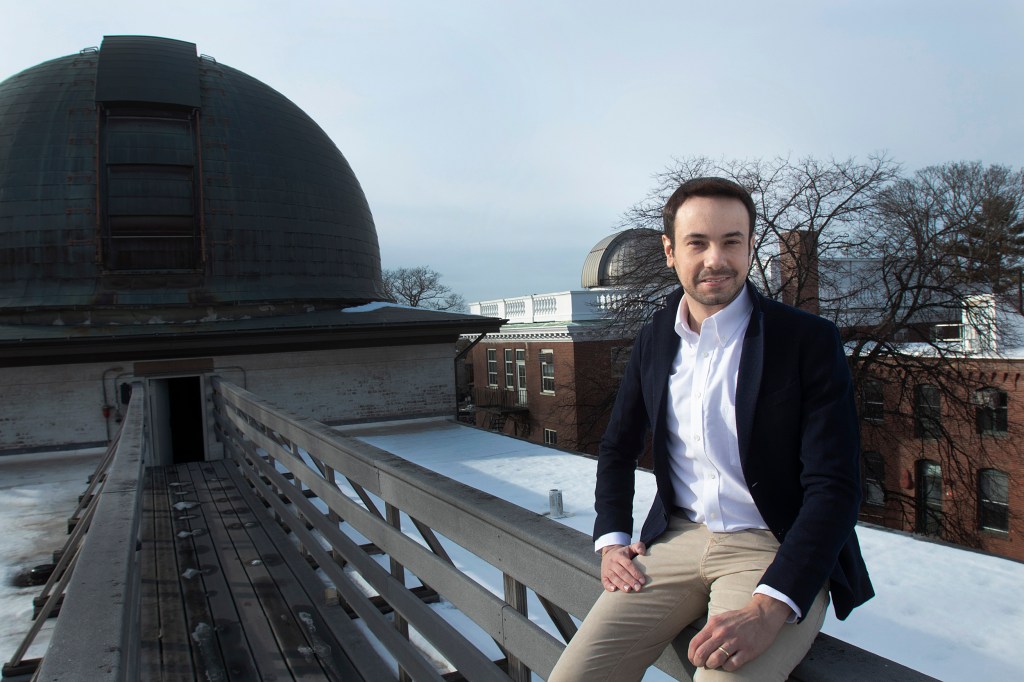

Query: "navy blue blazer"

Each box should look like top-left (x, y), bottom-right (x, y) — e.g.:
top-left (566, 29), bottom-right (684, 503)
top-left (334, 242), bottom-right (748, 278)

top-left (595, 283), bottom-right (873, 620)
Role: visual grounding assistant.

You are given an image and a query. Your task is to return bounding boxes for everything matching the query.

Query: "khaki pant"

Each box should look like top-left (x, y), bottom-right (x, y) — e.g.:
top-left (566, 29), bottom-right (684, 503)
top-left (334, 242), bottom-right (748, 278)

top-left (549, 515), bottom-right (828, 682)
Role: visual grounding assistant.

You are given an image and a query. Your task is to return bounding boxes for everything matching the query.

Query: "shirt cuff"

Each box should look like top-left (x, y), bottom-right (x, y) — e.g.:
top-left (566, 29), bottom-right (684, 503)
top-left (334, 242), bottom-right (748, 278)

top-left (594, 531), bottom-right (632, 553)
top-left (753, 585), bottom-right (802, 623)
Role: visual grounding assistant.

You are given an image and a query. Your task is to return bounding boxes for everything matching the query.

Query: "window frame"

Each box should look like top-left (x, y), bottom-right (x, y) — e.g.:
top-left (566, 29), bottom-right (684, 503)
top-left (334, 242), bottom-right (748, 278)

top-left (914, 384), bottom-right (942, 439)
top-left (543, 428), bottom-right (557, 445)
top-left (862, 451), bottom-right (886, 507)
top-left (915, 459), bottom-right (943, 536)
top-left (974, 387), bottom-right (1008, 436)
top-left (486, 349), bottom-right (498, 387)
top-left (539, 349), bottom-right (555, 394)
top-left (978, 468), bottom-right (1009, 533)
top-left (859, 378), bottom-right (885, 422)
top-left (504, 349), bottom-right (515, 391)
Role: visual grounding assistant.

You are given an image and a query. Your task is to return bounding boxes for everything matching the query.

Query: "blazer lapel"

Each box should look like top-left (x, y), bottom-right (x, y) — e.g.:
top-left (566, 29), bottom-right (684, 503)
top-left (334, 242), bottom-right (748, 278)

top-left (736, 284), bottom-right (765, 462)
top-left (649, 289), bottom-right (683, 447)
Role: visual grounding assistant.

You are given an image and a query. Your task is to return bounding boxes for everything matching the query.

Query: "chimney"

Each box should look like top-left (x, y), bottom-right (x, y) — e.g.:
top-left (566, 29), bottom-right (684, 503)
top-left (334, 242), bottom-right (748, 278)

top-left (779, 230), bottom-right (820, 314)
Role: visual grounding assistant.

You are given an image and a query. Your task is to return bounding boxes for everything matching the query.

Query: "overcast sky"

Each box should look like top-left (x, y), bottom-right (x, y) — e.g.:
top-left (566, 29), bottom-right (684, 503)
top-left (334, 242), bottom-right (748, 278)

top-left (2, 1), bottom-right (1022, 302)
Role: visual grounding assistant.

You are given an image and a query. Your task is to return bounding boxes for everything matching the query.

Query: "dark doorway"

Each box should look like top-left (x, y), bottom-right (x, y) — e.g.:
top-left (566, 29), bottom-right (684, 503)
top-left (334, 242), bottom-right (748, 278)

top-left (167, 376), bottom-right (204, 463)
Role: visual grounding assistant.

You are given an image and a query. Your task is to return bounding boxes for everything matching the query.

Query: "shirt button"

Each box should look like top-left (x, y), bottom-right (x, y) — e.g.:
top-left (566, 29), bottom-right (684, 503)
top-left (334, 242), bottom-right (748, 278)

top-left (694, 435), bottom-right (701, 442)
top-left (703, 352), bottom-right (710, 358)
top-left (710, 473), bottom-right (716, 479)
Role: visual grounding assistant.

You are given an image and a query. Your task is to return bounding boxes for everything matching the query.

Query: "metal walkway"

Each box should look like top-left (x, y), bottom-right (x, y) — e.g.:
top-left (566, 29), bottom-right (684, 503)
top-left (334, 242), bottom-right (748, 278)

top-left (139, 460), bottom-right (391, 681)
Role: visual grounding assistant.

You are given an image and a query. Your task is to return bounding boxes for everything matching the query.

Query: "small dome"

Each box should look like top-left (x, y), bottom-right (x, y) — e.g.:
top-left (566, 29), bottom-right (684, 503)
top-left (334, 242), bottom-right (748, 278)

top-left (581, 228), bottom-right (662, 288)
top-left (0, 35), bottom-right (384, 313)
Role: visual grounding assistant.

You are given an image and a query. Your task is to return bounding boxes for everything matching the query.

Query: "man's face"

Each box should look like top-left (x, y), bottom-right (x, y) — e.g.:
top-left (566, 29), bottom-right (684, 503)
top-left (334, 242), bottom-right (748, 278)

top-left (662, 195), bottom-right (753, 321)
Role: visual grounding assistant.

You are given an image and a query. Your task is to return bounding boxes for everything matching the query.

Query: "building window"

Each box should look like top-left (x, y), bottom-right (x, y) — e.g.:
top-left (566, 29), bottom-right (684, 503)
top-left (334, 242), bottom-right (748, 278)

top-left (862, 451), bottom-right (885, 506)
top-left (504, 349), bottom-right (515, 391)
top-left (859, 379), bottom-right (884, 422)
top-left (611, 346), bottom-right (632, 379)
top-left (515, 350), bottom-right (527, 406)
top-left (543, 429), bottom-right (557, 445)
top-left (915, 459), bottom-right (943, 536)
top-left (486, 349), bottom-right (498, 387)
top-left (978, 469), bottom-right (1009, 533)
top-left (974, 388), bottom-right (1008, 435)
top-left (914, 384), bottom-right (942, 439)
top-left (540, 350), bottom-right (555, 393)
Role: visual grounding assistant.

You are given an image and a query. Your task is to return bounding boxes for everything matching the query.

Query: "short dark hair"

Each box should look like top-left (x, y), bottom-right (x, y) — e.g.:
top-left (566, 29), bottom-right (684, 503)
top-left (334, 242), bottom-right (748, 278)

top-left (662, 176), bottom-right (756, 242)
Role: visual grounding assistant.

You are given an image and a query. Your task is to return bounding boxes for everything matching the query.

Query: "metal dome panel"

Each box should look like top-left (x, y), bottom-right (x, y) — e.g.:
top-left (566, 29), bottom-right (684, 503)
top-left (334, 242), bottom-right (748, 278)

top-left (0, 35), bottom-right (385, 313)
top-left (581, 228), bottom-right (662, 288)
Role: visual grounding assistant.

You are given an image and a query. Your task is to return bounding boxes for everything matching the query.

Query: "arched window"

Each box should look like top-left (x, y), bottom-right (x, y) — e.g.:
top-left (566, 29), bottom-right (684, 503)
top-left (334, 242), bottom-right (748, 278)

top-left (978, 469), bottom-right (1009, 533)
top-left (973, 388), bottom-right (1008, 435)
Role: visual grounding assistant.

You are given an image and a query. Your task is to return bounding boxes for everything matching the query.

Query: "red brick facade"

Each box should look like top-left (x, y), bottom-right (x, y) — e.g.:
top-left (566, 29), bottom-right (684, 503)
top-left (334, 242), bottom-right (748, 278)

top-left (467, 337), bottom-right (627, 454)
top-left (856, 360), bottom-right (1023, 561)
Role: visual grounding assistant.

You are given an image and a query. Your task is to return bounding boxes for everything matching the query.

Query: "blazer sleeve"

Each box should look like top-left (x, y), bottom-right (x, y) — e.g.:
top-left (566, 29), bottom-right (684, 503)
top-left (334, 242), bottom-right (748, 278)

top-left (592, 324), bottom-right (651, 541)
top-left (757, 320), bottom-right (863, 616)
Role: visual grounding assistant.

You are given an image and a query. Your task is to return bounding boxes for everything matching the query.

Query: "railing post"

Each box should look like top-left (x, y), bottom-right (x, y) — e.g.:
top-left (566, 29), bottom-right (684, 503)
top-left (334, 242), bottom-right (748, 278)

top-left (386, 503), bottom-right (412, 682)
top-left (502, 574), bottom-right (531, 682)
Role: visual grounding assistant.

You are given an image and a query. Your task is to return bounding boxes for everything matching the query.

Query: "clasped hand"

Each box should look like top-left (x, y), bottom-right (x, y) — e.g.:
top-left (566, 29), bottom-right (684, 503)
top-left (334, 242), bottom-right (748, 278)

top-left (599, 542), bottom-right (647, 592)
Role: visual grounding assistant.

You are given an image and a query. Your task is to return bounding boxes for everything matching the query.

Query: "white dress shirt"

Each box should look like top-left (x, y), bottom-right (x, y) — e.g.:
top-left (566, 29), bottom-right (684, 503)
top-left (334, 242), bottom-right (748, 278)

top-left (595, 287), bottom-right (801, 618)
top-left (665, 288), bottom-right (763, 530)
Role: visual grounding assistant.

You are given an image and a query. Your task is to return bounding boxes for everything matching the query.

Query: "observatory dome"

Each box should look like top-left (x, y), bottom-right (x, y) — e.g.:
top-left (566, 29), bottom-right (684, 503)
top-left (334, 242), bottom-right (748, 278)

top-left (0, 35), bottom-right (384, 317)
top-left (580, 228), bottom-right (662, 289)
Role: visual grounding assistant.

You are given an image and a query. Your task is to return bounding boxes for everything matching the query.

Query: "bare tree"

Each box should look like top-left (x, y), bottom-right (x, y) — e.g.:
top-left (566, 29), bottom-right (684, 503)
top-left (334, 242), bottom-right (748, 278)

top-left (382, 266), bottom-right (467, 311)
top-left (610, 155), bottom-right (900, 334)
top-left (848, 163), bottom-right (1024, 548)
top-left (597, 156), bottom-right (1024, 550)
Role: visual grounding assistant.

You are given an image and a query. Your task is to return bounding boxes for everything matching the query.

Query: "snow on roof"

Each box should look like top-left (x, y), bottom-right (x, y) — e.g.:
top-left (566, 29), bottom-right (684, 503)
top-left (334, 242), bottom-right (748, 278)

top-left (341, 301), bottom-right (421, 313)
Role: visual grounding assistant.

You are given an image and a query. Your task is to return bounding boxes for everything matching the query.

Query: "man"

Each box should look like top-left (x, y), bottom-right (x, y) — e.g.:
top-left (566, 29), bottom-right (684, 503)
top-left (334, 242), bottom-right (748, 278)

top-left (549, 177), bottom-right (872, 681)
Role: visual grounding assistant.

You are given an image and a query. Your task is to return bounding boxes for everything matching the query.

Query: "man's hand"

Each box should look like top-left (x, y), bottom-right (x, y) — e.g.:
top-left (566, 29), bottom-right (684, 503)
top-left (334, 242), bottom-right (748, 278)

top-left (687, 594), bottom-right (792, 672)
top-left (600, 541), bottom-right (647, 592)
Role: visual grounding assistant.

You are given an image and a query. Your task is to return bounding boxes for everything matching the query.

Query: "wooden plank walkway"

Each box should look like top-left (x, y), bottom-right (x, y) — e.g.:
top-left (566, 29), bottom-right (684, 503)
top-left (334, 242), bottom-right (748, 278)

top-left (139, 460), bottom-right (394, 681)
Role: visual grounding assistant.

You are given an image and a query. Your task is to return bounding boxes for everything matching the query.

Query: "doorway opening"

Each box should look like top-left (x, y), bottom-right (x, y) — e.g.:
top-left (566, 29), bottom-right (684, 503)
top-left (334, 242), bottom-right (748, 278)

top-left (151, 376), bottom-right (206, 465)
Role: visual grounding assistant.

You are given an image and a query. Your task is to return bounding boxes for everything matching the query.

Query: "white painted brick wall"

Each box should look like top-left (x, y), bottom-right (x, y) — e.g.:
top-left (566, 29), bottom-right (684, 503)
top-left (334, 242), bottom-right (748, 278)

top-left (0, 342), bottom-right (456, 454)
top-left (0, 362), bottom-right (119, 452)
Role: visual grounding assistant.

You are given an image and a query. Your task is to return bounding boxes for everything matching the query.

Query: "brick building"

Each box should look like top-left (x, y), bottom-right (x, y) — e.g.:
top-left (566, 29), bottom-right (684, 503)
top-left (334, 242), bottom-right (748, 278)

top-left (852, 320), bottom-right (1024, 562)
top-left (464, 229), bottom-right (659, 454)
top-left (787, 232), bottom-right (1024, 561)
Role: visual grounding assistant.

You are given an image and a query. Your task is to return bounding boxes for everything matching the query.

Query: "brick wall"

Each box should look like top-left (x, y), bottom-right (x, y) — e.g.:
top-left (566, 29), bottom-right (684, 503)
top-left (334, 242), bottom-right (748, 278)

top-left (0, 362), bottom-right (115, 452)
top-left (0, 342), bottom-right (457, 455)
top-left (469, 337), bottom-right (627, 454)
top-left (857, 360), bottom-right (1024, 562)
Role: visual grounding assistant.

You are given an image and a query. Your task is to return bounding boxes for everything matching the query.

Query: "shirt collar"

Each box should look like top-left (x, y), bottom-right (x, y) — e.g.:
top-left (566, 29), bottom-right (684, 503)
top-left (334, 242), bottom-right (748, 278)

top-left (674, 285), bottom-right (753, 347)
